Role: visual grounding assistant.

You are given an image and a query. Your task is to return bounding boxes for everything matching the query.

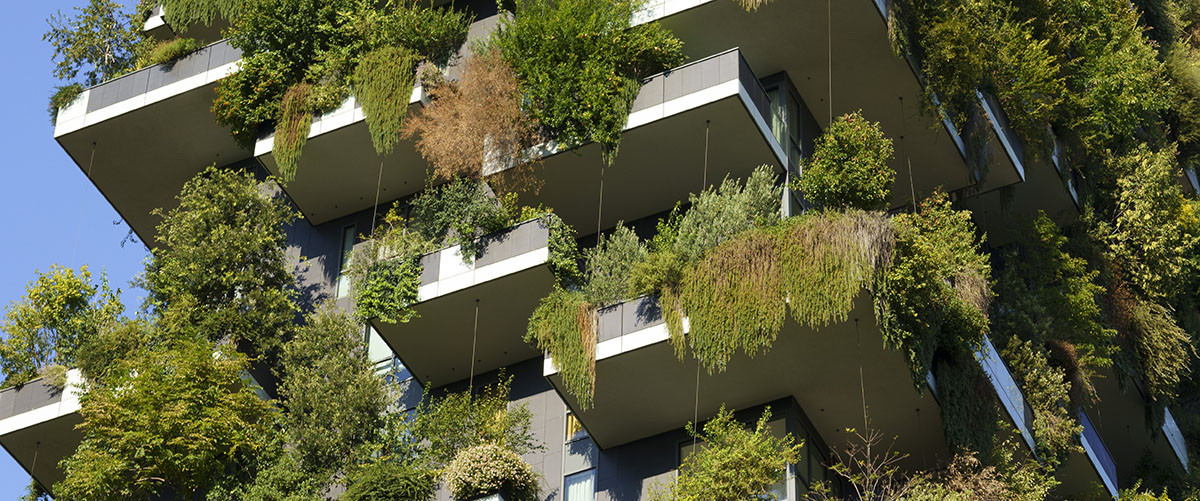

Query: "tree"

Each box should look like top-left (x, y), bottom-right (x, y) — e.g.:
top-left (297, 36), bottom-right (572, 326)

top-left (139, 166), bottom-right (298, 355)
top-left (55, 337), bottom-right (278, 500)
top-left (650, 406), bottom-right (801, 501)
top-left (0, 265), bottom-right (122, 387)
top-left (795, 111), bottom-right (895, 211)
top-left (278, 305), bottom-right (388, 476)
top-left (44, 0), bottom-right (148, 88)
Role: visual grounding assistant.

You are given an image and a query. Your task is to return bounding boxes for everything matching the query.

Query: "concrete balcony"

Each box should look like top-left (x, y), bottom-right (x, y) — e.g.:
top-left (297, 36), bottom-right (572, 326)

top-left (1086, 367), bottom-right (1189, 486)
top-left (53, 39), bottom-right (246, 244)
top-left (641, 0), bottom-right (1008, 209)
top-left (367, 219), bottom-right (557, 388)
top-left (977, 337), bottom-right (1120, 498)
top-left (542, 293), bottom-right (947, 471)
top-left (253, 87), bottom-right (427, 225)
top-left (0, 370), bottom-right (84, 491)
top-left (143, 2), bottom-right (231, 45)
top-left (490, 48), bottom-right (792, 234)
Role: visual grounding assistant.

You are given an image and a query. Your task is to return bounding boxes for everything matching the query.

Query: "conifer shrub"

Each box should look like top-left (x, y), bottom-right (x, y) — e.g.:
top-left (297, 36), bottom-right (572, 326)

top-left (796, 111), bottom-right (895, 211)
top-left (341, 462), bottom-right (435, 501)
top-left (583, 225), bottom-right (647, 307)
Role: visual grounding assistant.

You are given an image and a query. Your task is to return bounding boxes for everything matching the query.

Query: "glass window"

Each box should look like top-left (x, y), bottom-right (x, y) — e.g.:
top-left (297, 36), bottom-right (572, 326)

top-left (566, 412), bottom-right (587, 442)
top-left (564, 469), bottom-right (595, 501)
top-left (335, 225), bottom-right (356, 298)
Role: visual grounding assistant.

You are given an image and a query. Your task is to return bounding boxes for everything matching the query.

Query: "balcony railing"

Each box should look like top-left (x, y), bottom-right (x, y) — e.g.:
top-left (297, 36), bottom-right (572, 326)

top-left (976, 336), bottom-right (1037, 452)
top-left (1163, 408), bottom-right (1190, 472)
top-left (55, 39), bottom-right (241, 135)
top-left (1079, 411), bottom-right (1119, 497)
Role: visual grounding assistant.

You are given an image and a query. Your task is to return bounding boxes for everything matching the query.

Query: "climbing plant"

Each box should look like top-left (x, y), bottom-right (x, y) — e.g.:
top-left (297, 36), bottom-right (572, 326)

top-left (494, 0), bottom-right (684, 163)
top-left (272, 82), bottom-right (312, 181)
top-left (160, 0), bottom-right (242, 32)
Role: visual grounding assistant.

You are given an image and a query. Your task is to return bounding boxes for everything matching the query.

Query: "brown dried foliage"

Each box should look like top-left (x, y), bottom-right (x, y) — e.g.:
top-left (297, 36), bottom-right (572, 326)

top-left (402, 48), bottom-right (540, 190)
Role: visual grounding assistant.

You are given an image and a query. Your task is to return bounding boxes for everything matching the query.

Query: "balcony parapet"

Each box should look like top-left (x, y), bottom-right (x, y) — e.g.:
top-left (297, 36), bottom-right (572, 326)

top-left (0, 369), bottom-right (85, 491)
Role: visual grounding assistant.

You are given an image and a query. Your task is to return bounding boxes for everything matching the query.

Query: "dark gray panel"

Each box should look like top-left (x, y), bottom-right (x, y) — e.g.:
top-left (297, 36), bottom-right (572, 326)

top-left (597, 303), bottom-right (623, 342)
top-left (0, 379), bottom-right (64, 420)
top-left (419, 252), bottom-right (440, 285)
top-left (624, 295), bottom-right (664, 334)
top-left (631, 77), bottom-right (664, 113)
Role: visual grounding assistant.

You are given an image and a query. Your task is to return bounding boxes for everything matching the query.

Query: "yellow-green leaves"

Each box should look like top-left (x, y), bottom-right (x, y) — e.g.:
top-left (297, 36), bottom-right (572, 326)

top-left (0, 264), bottom-right (122, 388)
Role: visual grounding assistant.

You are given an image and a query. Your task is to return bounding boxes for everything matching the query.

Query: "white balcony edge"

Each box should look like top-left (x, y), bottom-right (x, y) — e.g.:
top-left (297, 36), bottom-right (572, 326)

top-left (632, 0), bottom-right (715, 26)
top-left (544, 316), bottom-right (691, 377)
top-left (416, 246), bottom-right (548, 302)
top-left (976, 90), bottom-right (1026, 182)
top-left (1163, 407), bottom-right (1190, 472)
top-left (1079, 412), bottom-right (1119, 498)
top-left (0, 369), bottom-right (83, 436)
top-left (976, 336), bottom-right (1037, 453)
top-left (54, 59), bottom-right (241, 138)
top-left (253, 85), bottom-right (425, 158)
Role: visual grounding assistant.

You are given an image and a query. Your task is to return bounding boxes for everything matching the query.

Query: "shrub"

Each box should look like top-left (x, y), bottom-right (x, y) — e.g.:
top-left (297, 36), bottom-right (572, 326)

top-left (443, 443), bottom-right (540, 501)
top-left (138, 37), bottom-right (203, 67)
top-left (161, 0), bottom-right (242, 32)
top-left (48, 83), bottom-right (84, 124)
top-left (341, 462), bottom-right (435, 501)
top-left (495, 0), bottom-right (684, 163)
top-left (880, 192), bottom-right (991, 386)
top-left (402, 48), bottom-right (539, 180)
top-left (212, 51), bottom-right (290, 145)
top-left (673, 165), bottom-right (781, 263)
top-left (274, 82), bottom-right (314, 182)
top-left (582, 224), bottom-right (647, 306)
top-left (795, 111), bottom-right (895, 211)
top-left (999, 337), bottom-right (1082, 469)
top-left (650, 406), bottom-right (800, 501)
top-left (355, 256), bottom-right (423, 324)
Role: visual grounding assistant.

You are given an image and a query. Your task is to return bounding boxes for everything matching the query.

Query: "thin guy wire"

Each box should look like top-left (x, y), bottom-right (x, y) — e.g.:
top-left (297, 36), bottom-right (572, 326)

top-left (703, 120), bottom-right (710, 190)
top-left (856, 318), bottom-right (867, 430)
top-left (370, 160), bottom-right (384, 232)
top-left (693, 362), bottom-right (701, 449)
top-left (73, 142), bottom-right (97, 262)
top-left (828, 0), bottom-right (833, 123)
top-left (900, 97), bottom-right (917, 211)
top-left (469, 299), bottom-right (479, 392)
top-left (596, 159), bottom-right (606, 238)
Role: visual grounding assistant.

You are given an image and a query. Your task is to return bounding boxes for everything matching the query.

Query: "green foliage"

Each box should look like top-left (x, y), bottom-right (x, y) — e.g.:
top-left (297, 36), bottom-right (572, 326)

top-left (161, 0), bottom-right (242, 31)
top-left (342, 461), bottom-right (435, 501)
top-left (56, 338), bottom-right (278, 500)
top-left (673, 166), bottom-right (781, 264)
top-left (992, 213), bottom-right (1115, 402)
top-left (0, 265), bottom-right (122, 388)
top-left (274, 82), bottom-right (313, 182)
top-left (48, 83), bottom-right (84, 125)
top-left (999, 337), bottom-right (1082, 469)
top-left (650, 406), bottom-right (801, 501)
top-left (356, 257), bottom-right (424, 324)
top-left (76, 319), bottom-right (153, 384)
top-left (237, 449), bottom-right (323, 501)
top-left (880, 192), bottom-right (991, 386)
top-left (541, 212), bottom-right (583, 286)
top-left (1127, 297), bottom-right (1194, 407)
top-left (777, 210), bottom-right (893, 329)
top-left (381, 375), bottom-right (542, 469)
top-left (904, 452), bottom-right (1038, 501)
top-left (583, 224), bottom-right (647, 306)
top-left (44, 0), bottom-right (147, 87)
top-left (933, 353), bottom-right (999, 457)
top-left (1106, 145), bottom-right (1200, 300)
top-left (526, 288), bottom-right (596, 407)
top-left (444, 443), bottom-right (541, 501)
top-left (796, 111), bottom-right (895, 210)
top-left (494, 0), bottom-right (684, 162)
top-left (141, 166), bottom-right (298, 355)
top-left (138, 37), bottom-right (203, 67)
top-left (212, 50), bottom-right (290, 145)
top-left (677, 226), bottom-right (786, 373)
top-left (279, 305), bottom-right (388, 476)
top-left (19, 480), bottom-right (50, 501)
top-left (218, 0), bottom-right (471, 172)
top-left (409, 178), bottom-right (513, 255)
top-left (354, 46), bottom-right (418, 155)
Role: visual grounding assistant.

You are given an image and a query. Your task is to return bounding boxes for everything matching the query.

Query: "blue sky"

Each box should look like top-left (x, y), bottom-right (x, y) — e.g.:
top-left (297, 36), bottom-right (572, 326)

top-left (0, 1), bottom-right (150, 497)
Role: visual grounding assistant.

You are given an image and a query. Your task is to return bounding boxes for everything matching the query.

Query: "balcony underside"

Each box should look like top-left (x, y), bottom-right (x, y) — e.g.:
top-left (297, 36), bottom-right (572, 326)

top-left (371, 264), bottom-right (554, 388)
top-left (655, 0), bottom-right (1023, 205)
top-left (494, 90), bottom-right (783, 235)
top-left (255, 97), bottom-right (427, 226)
top-left (0, 373), bottom-right (85, 490)
top-left (1089, 367), bottom-right (1187, 485)
top-left (547, 294), bottom-right (947, 472)
top-left (55, 85), bottom-right (248, 246)
top-left (961, 158), bottom-right (1078, 246)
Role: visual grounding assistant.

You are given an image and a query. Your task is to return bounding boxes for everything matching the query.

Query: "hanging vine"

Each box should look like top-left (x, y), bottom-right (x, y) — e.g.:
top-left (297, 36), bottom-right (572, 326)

top-left (353, 46), bottom-right (418, 156)
top-left (525, 288), bottom-right (596, 408)
top-left (273, 82), bottom-right (313, 182)
top-left (160, 0), bottom-right (242, 32)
